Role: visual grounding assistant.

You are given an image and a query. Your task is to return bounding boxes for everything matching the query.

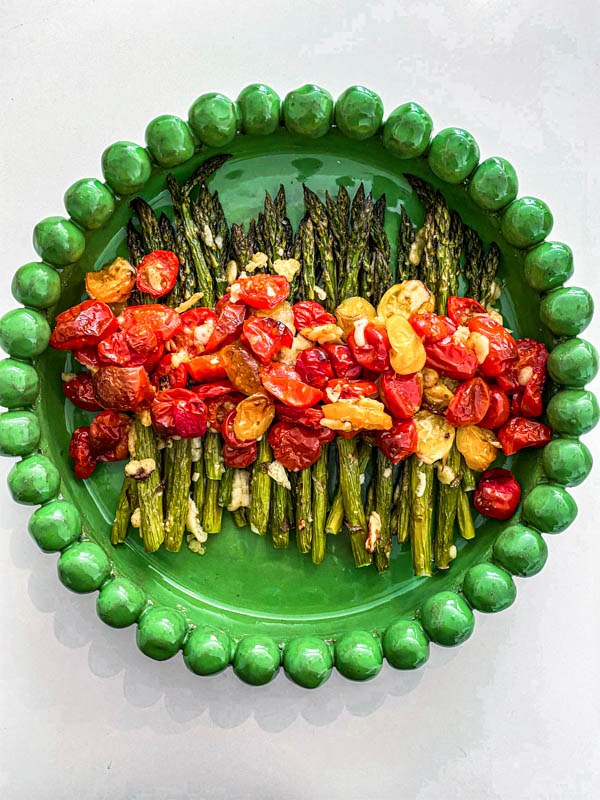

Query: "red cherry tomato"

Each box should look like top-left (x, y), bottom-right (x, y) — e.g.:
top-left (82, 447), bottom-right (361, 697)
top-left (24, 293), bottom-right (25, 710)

top-left (215, 292), bottom-right (232, 314)
top-left (322, 343), bottom-right (362, 379)
top-left (203, 300), bottom-right (247, 353)
top-left (497, 339), bottom-right (548, 418)
top-left (206, 393), bottom-right (244, 433)
top-left (479, 386), bottom-right (511, 429)
top-left (150, 353), bottom-right (188, 391)
top-left (73, 346), bottom-right (101, 368)
top-left (275, 404), bottom-right (324, 429)
top-left (347, 323), bottom-right (390, 373)
top-left (424, 339), bottom-right (479, 381)
top-left (193, 380), bottom-right (234, 398)
top-left (380, 370), bottom-right (422, 420)
top-left (151, 388), bottom-right (207, 438)
top-left (241, 316), bottom-right (293, 364)
top-left (117, 305), bottom-right (182, 342)
top-left (293, 301), bottom-right (336, 330)
top-left (136, 250), bottom-right (179, 298)
top-left (267, 422), bottom-right (322, 471)
top-left (409, 312), bottom-right (457, 343)
top-left (89, 410), bottom-right (130, 462)
top-left (69, 426), bottom-right (97, 479)
top-left (260, 363), bottom-right (323, 408)
top-left (50, 300), bottom-right (118, 350)
top-left (236, 274), bottom-right (289, 309)
top-left (62, 373), bottom-right (101, 411)
top-left (170, 307), bottom-right (218, 358)
top-left (474, 468), bottom-right (521, 520)
top-left (97, 324), bottom-right (163, 368)
top-left (221, 409), bottom-right (248, 449)
top-left (497, 417), bottom-right (552, 456)
top-left (187, 350), bottom-right (228, 383)
top-left (295, 348), bottom-right (334, 390)
top-left (447, 296), bottom-right (488, 327)
top-left (376, 419), bottom-right (418, 463)
top-left (324, 378), bottom-right (379, 401)
top-left (469, 316), bottom-right (518, 377)
top-left (446, 377), bottom-right (491, 427)
top-left (223, 441), bottom-right (257, 468)
top-left (92, 366), bottom-right (154, 411)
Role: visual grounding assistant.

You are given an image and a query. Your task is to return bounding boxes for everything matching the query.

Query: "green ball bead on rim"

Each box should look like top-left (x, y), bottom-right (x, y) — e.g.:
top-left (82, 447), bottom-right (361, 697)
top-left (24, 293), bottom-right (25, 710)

top-left (28, 499), bottom-right (82, 552)
top-left (383, 619), bottom-right (429, 670)
top-left (540, 287), bottom-right (594, 337)
top-left (523, 241), bottom-right (573, 291)
top-left (493, 524), bottom-right (548, 577)
top-left (382, 102), bottom-right (433, 159)
top-left (145, 115), bottom-right (196, 168)
top-left (500, 197), bottom-right (553, 248)
top-left (542, 438), bottom-right (592, 487)
top-left (97, 577), bottom-right (146, 628)
top-left (334, 630), bottom-right (382, 681)
top-left (32, 216), bottom-right (85, 266)
top-left (547, 338), bottom-right (598, 386)
top-left (335, 86), bottom-right (383, 141)
top-left (8, 454), bottom-right (60, 505)
top-left (427, 127), bottom-right (480, 184)
top-left (233, 634), bottom-right (281, 685)
top-left (546, 389), bottom-right (599, 435)
top-left (420, 591), bottom-right (474, 647)
top-left (101, 141), bottom-right (152, 196)
top-left (188, 92), bottom-right (238, 147)
top-left (136, 606), bottom-right (187, 661)
top-left (0, 410), bottom-right (40, 456)
top-left (0, 358), bottom-right (40, 408)
top-left (463, 563), bottom-right (517, 613)
top-left (236, 84), bottom-right (281, 136)
top-left (57, 541), bottom-right (111, 594)
top-left (283, 636), bottom-right (333, 688)
top-left (468, 157), bottom-right (518, 211)
top-left (0, 308), bottom-right (51, 359)
top-left (64, 178), bottom-right (115, 230)
top-left (283, 84), bottom-right (334, 139)
top-left (522, 484), bottom-right (577, 533)
top-left (183, 626), bottom-right (232, 676)
top-left (11, 262), bottom-right (61, 309)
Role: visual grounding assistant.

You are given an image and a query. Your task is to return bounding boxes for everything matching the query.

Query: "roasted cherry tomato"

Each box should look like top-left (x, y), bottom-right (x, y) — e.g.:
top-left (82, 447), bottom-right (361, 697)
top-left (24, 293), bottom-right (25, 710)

top-left (424, 339), bottom-right (478, 381)
top-left (267, 422), bottom-right (322, 471)
top-left (117, 305), bottom-right (182, 342)
top-left (223, 441), bottom-right (257, 468)
top-left (193, 380), bottom-right (234, 398)
top-left (295, 347), bottom-right (334, 390)
top-left (85, 257), bottom-right (136, 304)
top-left (97, 324), bottom-right (163, 368)
top-left (235, 274), bottom-right (289, 309)
top-left (215, 292), bottom-right (232, 314)
top-left (50, 300), bottom-right (118, 350)
top-left (93, 366), bottom-right (153, 411)
top-left (69, 426), bottom-right (97, 479)
top-left (150, 353), bottom-right (188, 391)
top-left (446, 377), bottom-right (491, 427)
top-left (275, 404), bottom-right (324, 429)
top-left (497, 339), bottom-right (548, 418)
top-left (376, 419), bottom-right (418, 463)
top-left (469, 316), bottom-right (517, 377)
top-left (221, 409), bottom-right (248, 448)
top-left (324, 378), bottom-right (379, 401)
top-left (474, 468), bottom-right (521, 520)
top-left (187, 350), bottom-right (228, 383)
top-left (511, 393), bottom-right (522, 416)
top-left (409, 312), bottom-right (457, 343)
top-left (233, 394), bottom-right (275, 441)
top-left (73, 346), bottom-right (101, 368)
top-left (206, 393), bottom-right (244, 433)
top-left (380, 370), bottom-right (422, 420)
top-left (497, 417), bottom-right (552, 456)
top-left (224, 343), bottom-right (264, 395)
top-left (136, 250), bottom-right (179, 298)
top-left (241, 316), bottom-right (293, 364)
top-left (89, 410), bottom-right (130, 462)
top-left (151, 388), bottom-right (207, 438)
top-left (204, 300), bottom-right (247, 353)
top-left (322, 343), bottom-right (362, 379)
top-left (293, 301), bottom-right (336, 331)
top-left (261, 363), bottom-right (323, 408)
top-left (447, 296), bottom-right (488, 327)
top-left (170, 307), bottom-right (218, 358)
top-left (347, 322), bottom-right (390, 373)
top-left (479, 386), bottom-right (510, 429)
top-left (62, 373), bottom-right (101, 411)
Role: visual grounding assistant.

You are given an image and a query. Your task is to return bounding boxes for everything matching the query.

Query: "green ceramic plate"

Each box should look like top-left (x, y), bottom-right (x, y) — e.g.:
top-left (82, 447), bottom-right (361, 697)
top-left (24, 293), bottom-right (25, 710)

top-left (1, 84), bottom-right (597, 689)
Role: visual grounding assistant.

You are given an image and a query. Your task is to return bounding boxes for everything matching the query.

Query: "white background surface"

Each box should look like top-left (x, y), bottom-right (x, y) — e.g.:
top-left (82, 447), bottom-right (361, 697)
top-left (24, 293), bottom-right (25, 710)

top-left (1, 1), bottom-right (599, 798)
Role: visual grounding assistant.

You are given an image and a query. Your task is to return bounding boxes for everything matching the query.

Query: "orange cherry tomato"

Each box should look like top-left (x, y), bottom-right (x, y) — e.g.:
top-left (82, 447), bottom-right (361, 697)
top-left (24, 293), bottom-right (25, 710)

top-left (117, 305), bottom-right (182, 342)
top-left (92, 366), bottom-right (154, 411)
top-left (241, 316), bottom-right (293, 364)
top-left (89, 410), bottom-right (130, 462)
top-left (376, 418), bottom-right (418, 463)
top-left (497, 417), bottom-right (552, 456)
top-left (474, 468), bottom-right (521, 520)
top-left (62, 373), bottom-right (101, 412)
top-left (50, 300), bottom-right (118, 350)
top-left (267, 422), bottom-right (322, 471)
top-left (409, 312), bottom-right (457, 343)
top-left (236, 274), bottom-right (290, 309)
top-left (293, 301), bottom-right (336, 330)
top-left (224, 343), bottom-right (264, 395)
top-left (479, 386), bottom-right (510, 429)
top-left (380, 370), bottom-right (422, 420)
top-left (85, 257), bottom-right (136, 304)
top-left (136, 250), bottom-right (179, 298)
top-left (69, 426), bottom-right (97, 479)
top-left (347, 322), bottom-right (390, 373)
top-left (446, 377), bottom-right (491, 427)
top-left (447, 296), bottom-right (488, 326)
top-left (424, 339), bottom-right (478, 381)
top-left (187, 350), bottom-right (228, 382)
top-left (468, 316), bottom-right (518, 377)
top-left (295, 347), bottom-right (334, 390)
top-left (260, 363), bottom-right (323, 408)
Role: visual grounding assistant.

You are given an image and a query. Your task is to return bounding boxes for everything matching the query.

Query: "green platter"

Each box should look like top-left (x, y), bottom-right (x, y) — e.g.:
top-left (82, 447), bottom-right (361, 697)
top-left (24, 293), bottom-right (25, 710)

top-left (1, 84), bottom-right (596, 688)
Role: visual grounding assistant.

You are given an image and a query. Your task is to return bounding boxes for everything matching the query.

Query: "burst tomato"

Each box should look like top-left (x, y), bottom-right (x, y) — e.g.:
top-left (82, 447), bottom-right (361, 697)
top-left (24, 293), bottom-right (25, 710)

top-left (347, 322), bottom-right (390, 373)
top-left (150, 353), bottom-right (188, 391)
top-left (468, 316), bottom-right (517, 377)
top-left (260, 363), bottom-right (323, 408)
top-left (69, 426), bottom-right (97, 479)
top-left (221, 409), bottom-right (247, 448)
top-left (324, 378), bottom-right (379, 401)
top-left (409, 312), bottom-right (457, 343)
top-left (293, 301), bottom-right (336, 331)
top-left (92, 366), bottom-right (153, 411)
top-left (497, 339), bottom-right (548, 418)
top-left (322, 343), bottom-right (362, 379)
top-left (206, 393), bottom-right (244, 433)
top-left (204, 300), bottom-right (247, 353)
top-left (187, 350), bottom-right (228, 382)
top-left (170, 307), bottom-right (218, 358)
top-left (295, 348), bottom-right (334, 390)
top-left (446, 377), bottom-right (491, 427)
top-left (376, 419), bottom-right (418, 463)
top-left (267, 422), bottom-right (322, 471)
top-left (85, 257), bottom-right (136, 304)
top-left (479, 386), bottom-right (511, 429)
top-left (380, 370), bottom-right (422, 420)
top-left (50, 300), bottom-right (118, 350)
top-left (275, 405), bottom-right (324, 429)
top-left (223, 441), bottom-right (257, 468)
top-left (193, 380), bottom-right (234, 398)
top-left (150, 388), bottom-right (207, 438)
top-left (424, 339), bottom-right (478, 381)
top-left (62, 373), bottom-right (101, 411)
top-left (73, 346), bottom-right (101, 368)
top-left (242, 316), bottom-right (293, 364)
top-left (97, 324), bottom-right (163, 368)
top-left (497, 417), bottom-right (552, 456)
top-left (136, 250), bottom-right (179, 298)
top-left (474, 468), bottom-right (521, 520)
top-left (236, 274), bottom-right (289, 309)
top-left (224, 343), bottom-right (264, 395)
top-left (89, 410), bottom-right (130, 462)
top-left (117, 305), bottom-right (181, 342)
top-left (447, 296), bottom-right (488, 327)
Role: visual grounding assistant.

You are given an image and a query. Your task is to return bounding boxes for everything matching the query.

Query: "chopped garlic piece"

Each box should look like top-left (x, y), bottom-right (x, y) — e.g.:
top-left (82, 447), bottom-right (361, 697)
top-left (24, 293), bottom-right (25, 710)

top-left (171, 350), bottom-right (189, 368)
top-left (415, 469), bottom-right (427, 497)
top-left (437, 464), bottom-right (458, 485)
top-left (138, 409), bottom-right (152, 427)
top-left (518, 366), bottom-right (534, 386)
top-left (383, 467), bottom-right (392, 479)
top-left (449, 545), bottom-right (457, 560)
top-left (467, 331), bottom-right (490, 364)
top-left (130, 507), bottom-right (141, 528)
top-left (191, 437), bottom-right (202, 462)
top-left (61, 372), bottom-right (76, 383)
top-left (272, 258), bottom-right (301, 282)
top-left (193, 318), bottom-right (215, 346)
top-left (245, 252), bottom-right (268, 273)
top-left (124, 458), bottom-right (156, 480)
top-left (174, 291), bottom-right (204, 314)
top-left (202, 223), bottom-right (214, 248)
top-left (365, 511), bottom-right (382, 552)
top-left (409, 227), bottom-right (426, 266)
top-left (453, 325), bottom-right (470, 344)
top-left (352, 317), bottom-right (369, 348)
top-left (274, 334), bottom-right (313, 364)
top-left (228, 469), bottom-right (252, 511)
top-left (487, 308), bottom-right (503, 325)
top-left (191, 471), bottom-right (200, 482)
top-left (266, 460), bottom-right (291, 489)
top-left (226, 260), bottom-right (238, 285)
top-left (127, 425), bottom-right (137, 458)
top-left (187, 534), bottom-right (206, 555)
top-left (300, 323), bottom-right (344, 345)
top-left (320, 418), bottom-right (353, 431)
top-left (186, 497), bottom-right (207, 542)
top-left (314, 285), bottom-right (327, 301)
top-left (325, 384), bottom-right (342, 403)
top-left (229, 282), bottom-right (242, 303)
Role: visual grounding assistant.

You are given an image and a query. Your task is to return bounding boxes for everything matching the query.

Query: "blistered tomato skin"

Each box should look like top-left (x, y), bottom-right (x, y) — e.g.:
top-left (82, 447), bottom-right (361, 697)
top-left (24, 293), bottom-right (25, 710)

top-left (136, 250), bottom-right (179, 298)
top-left (151, 388), bottom-right (207, 438)
top-left (223, 441), bottom-right (257, 468)
top-left (325, 378), bottom-right (379, 401)
top-left (236, 274), bottom-right (290, 309)
top-left (497, 417), bottom-right (552, 456)
top-left (275, 405), bottom-right (324, 429)
top-left (205, 394), bottom-right (243, 433)
top-left (474, 468), bottom-right (521, 520)
top-left (242, 316), bottom-right (293, 364)
top-left (469, 316), bottom-right (517, 377)
top-left (424, 339), bottom-right (478, 381)
top-left (69, 426), bottom-right (97, 479)
top-left (117, 305), bottom-right (182, 342)
top-left (447, 296), bottom-right (487, 326)
top-left (50, 300), bottom-right (118, 350)
top-left (62, 373), bottom-right (101, 411)
top-left (97, 324), bottom-right (161, 368)
top-left (497, 339), bottom-right (548, 418)
top-left (73, 346), bottom-right (101, 368)
top-left (261, 363), bottom-right (323, 408)
top-left (348, 323), bottom-right (390, 373)
top-left (446, 377), bottom-right (490, 427)
top-left (293, 301), bottom-right (336, 330)
top-left (193, 380), bottom-right (234, 398)
top-left (295, 348), bottom-right (334, 390)
top-left (224, 343), bottom-right (264, 395)
top-left (322, 343), bottom-right (362, 379)
top-left (204, 301), bottom-right (247, 353)
top-left (89, 410), bottom-right (130, 462)
top-left (409, 312), bottom-right (456, 342)
top-left (380, 370), bottom-right (422, 419)
top-left (85, 258), bottom-right (136, 304)
top-left (150, 354), bottom-right (188, 391)
top-left (187, 351), bottom-right (228, 382)
top-left (221, 409), bottom-right (249, 449)
top-left (93, 366), bottom-right (154, 411)
top-left (267, 422), bottom-right (322, 471)
top-left (479, 386), bottom-right (510, 429)
top-left (171, 307), bottom-right (218, 357)
top-left (376, 419), bottom-right (418, 463)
